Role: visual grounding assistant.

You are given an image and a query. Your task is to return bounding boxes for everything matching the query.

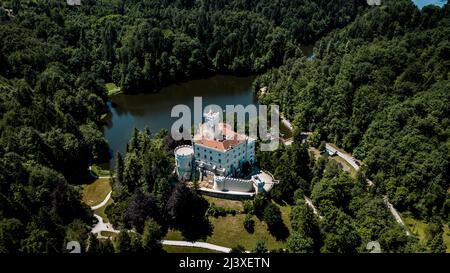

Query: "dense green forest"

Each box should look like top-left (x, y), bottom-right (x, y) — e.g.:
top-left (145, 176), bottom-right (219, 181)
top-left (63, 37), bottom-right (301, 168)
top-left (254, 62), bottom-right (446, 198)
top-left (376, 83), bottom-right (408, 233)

top-left (0, 0), bottom-right (367, 92)
top-left (255, 0), bottom-right (450, 223)
top-left (0, 0), bottom-right (449, 253)
top-left (0, 0), bottom-right (369, 253)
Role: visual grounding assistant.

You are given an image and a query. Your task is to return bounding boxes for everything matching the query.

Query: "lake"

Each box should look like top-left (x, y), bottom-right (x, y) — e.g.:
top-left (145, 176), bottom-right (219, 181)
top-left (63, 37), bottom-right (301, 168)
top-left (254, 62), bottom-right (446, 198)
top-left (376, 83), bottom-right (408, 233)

top-left (104, 75), bottom-right (278, 158)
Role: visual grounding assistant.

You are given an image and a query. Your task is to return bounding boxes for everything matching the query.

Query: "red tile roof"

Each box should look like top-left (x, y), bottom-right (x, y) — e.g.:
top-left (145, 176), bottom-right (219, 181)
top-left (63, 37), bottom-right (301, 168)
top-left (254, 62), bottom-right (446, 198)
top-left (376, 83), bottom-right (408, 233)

top-left (193, 123), bottom-right (246, 152)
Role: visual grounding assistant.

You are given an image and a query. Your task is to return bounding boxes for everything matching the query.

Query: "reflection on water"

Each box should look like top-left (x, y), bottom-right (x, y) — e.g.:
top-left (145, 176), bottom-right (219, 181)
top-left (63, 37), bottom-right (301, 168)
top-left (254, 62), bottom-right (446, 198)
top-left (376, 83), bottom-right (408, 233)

top-left (105, 75), bottom-right (258, 156)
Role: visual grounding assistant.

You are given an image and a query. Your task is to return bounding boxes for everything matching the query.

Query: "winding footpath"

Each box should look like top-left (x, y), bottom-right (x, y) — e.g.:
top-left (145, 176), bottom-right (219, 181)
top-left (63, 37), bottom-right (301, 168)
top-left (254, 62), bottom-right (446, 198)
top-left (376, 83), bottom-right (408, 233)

top-left (89, 189), bottom-right (236, 251)
top-left (304, 196), bottom-right (323, 219)
top-left (161, 240), bottom-right (232, 253)
top-left (89, 190), bottom-right (120, 239)
top-left (91, 191), bottom-right (112, 210)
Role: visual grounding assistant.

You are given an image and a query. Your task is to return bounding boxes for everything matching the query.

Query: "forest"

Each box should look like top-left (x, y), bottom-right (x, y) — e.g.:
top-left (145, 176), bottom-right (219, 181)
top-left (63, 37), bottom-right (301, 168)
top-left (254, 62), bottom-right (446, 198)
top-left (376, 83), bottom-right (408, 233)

top-left (0, 0), bottom-right (448, 253)
top-left (254, 0), bottom-right (450, 225)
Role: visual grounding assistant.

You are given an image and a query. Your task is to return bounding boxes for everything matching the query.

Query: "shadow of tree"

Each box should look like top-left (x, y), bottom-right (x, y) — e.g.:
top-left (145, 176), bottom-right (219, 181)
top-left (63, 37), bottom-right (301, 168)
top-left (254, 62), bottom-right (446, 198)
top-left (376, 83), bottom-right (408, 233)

top-left (268, 222), bottom-right (290, 241)
top-left (181, 218), bottom-right (213, 241)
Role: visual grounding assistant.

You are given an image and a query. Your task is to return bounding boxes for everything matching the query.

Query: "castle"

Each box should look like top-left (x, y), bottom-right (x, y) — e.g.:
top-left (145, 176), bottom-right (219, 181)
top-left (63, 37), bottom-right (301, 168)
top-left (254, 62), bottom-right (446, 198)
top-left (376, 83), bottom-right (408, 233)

top-left (174, 110), bottom-right (267, 196)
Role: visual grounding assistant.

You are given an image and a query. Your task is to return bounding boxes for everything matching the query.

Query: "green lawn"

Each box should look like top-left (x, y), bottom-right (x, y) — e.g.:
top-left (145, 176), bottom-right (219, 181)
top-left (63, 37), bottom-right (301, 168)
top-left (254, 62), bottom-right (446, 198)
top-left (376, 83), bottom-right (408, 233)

top-left (105, 82), bottom-right (121, 96)
top-left (443, 225), bottom-right (450, 253)
top-left (82, 178), bottom-right (112, 207)
top-left (90, 164), bottom-right (111, 177)
top-left (331, 156), bottom-right (357, 178)
top-left (165, 202), bottom-right (290, 251)
top-left (94, 197), bottom-right (113, 223)
top-left (163, 245), bottom-right (220, 253)
top-left (204, 196), bottom-right (244, 212)
top-left (100, 231), bottom-right (118, 239)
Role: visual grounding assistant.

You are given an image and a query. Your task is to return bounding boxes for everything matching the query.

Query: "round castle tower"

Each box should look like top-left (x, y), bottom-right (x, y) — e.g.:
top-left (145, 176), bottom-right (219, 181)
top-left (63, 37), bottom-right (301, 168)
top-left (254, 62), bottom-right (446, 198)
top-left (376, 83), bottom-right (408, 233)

top-left (174, 145), bottom-right (194, 181)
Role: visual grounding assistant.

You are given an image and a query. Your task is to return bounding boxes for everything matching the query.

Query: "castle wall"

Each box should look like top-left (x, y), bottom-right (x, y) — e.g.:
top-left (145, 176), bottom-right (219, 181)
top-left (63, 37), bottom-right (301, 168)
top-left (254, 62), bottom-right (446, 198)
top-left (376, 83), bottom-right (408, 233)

top-left (213, 176), bottom-right (254, 192)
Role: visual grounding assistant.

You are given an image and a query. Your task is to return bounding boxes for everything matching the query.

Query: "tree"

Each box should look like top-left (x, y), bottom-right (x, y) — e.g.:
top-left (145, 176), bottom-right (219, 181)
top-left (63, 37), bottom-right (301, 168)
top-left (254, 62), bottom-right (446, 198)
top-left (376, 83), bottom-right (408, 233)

top-left (65, 219), bottom-right (89, 253)
top-left (166, 183), bottom-right (212, 240)
top-left (425, 222), bottom-right (446, 253)
top-left (243, 214), bottom-right (255, 233)
top-left (252, 239), bottom-right (268, 253)
top-left (290, 203), bottom-right (322, 251)
top-left (115, 231), bottom-right (132, 253)
top-left (287, 232), bottom-right (314, 253)
top-left (98, 239), bottom-right (115, 253)
top-left (263, 203), bottom-right (289, 240)
top-left (0, 218), bottom-right (24, 254)
top-left (21, 229), bottom-right (58, 253)
top-left (320, 210), bottom-right (361, 253)
top-left (115, 152), bottom-right (124, 185)
top-left (141, 219), bottom-right (164, 254)
top-left (125, 189), bottom-right (158, 233)
top-left (86, 234), bottom-right (100, 253)
top-left (253, 192), bottom-right (269, 218)
top-left (378, 225), bottom-right (419, 253)
top-left (263, 203), bottom-right (282, 230)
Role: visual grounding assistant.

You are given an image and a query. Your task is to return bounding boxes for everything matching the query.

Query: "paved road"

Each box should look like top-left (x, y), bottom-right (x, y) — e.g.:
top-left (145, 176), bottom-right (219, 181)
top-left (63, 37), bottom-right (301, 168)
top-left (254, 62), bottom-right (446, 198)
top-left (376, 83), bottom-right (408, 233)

top-left (326, 144), bottom-right (408, 234)
top-left (325, 144), bottom-right (362, 171)
top-left (91, 214), bottom-right (119, 238)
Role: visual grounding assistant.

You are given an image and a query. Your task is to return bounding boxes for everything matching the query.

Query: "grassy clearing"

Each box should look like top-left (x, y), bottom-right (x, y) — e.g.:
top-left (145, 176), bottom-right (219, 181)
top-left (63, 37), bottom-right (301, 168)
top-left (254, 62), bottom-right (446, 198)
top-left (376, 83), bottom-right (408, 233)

top-left (308, 147), bottom-right (322, 160)
top-left (403, 216), bottom-right (427, 245)
top-left (105, 82), bottom-right (121, 96)
top-left (94, 197), bottom-right (113, 223)
top-left (100, 231), bottom-right (118, 239)
top-left (82, 178), bottom-right (112, 207)
top-left (204, 196), bottom-right (244, 211)
top-left (331, 156), bottom-right (357, 178)
top-left (443, 225), bottom-right (450, 253)
top-left (90, 164), bottom-right (111, 177)
top-left (403, 215), bottom-right (450, 253)
top-left (163, 245), bottom-right (220, 253)
top-left (164, 202), bottom-right (290, 251)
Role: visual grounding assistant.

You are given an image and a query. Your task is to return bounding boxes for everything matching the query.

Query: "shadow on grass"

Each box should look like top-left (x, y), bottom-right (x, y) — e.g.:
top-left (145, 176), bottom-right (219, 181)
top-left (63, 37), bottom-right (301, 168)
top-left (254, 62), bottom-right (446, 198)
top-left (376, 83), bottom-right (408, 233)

top-left (268, 222), bottom-right (290, 241)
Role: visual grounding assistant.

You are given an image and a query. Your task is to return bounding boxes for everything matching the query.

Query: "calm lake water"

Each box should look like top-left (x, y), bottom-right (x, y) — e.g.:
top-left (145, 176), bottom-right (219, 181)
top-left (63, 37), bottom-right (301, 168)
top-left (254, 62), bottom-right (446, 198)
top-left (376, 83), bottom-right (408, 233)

top-left (105, 75), bottom-right (264, 157)
top-left (105, 46), bottom-right (314, 161)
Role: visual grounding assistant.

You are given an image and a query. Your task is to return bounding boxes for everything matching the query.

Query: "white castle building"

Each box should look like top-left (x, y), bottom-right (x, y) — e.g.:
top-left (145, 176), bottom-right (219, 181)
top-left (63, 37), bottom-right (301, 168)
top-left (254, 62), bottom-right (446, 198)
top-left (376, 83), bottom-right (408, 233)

top-left (175, 110), bottom-right (263, 195)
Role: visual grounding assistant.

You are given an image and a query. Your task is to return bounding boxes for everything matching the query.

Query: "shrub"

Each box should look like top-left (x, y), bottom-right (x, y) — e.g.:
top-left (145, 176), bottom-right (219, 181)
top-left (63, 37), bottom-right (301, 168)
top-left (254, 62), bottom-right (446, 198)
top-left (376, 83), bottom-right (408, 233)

top-left (243, 214), bottom-right (255, 233)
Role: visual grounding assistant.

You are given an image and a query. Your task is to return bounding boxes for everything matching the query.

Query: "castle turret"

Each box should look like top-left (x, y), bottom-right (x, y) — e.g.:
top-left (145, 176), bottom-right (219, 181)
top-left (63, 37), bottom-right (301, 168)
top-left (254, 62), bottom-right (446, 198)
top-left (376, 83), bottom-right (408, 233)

top-left (174, 145), bottom-right (194, 181)
top-left (203, 109), bottom-right (221, 140)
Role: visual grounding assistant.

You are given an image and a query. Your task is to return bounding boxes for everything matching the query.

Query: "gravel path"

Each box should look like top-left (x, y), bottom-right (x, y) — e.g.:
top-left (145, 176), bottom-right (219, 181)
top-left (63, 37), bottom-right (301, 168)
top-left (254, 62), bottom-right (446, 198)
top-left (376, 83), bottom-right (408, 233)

top-left (91, 191), bottom-right (112, 210)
